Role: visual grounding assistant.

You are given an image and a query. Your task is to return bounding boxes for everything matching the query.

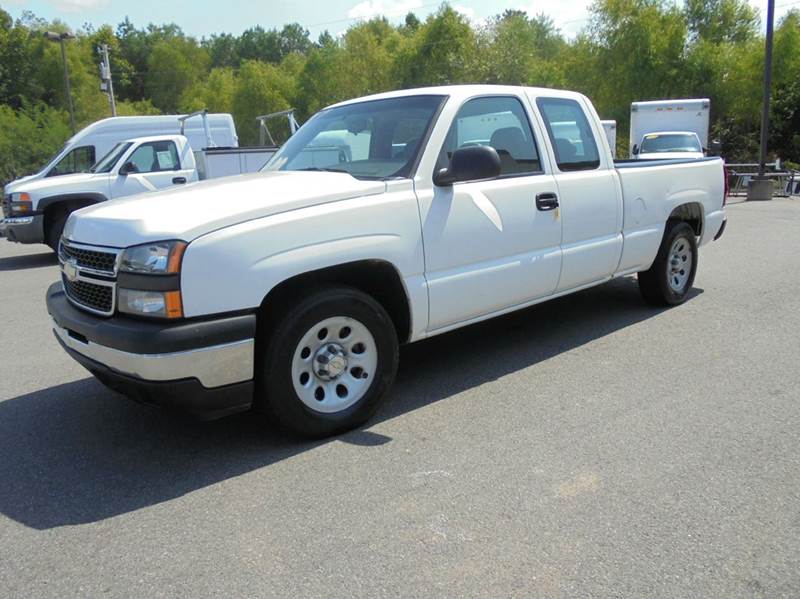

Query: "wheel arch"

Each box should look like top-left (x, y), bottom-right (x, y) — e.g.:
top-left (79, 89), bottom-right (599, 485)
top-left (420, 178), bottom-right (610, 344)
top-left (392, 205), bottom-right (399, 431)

top-left (40, 193), bottom-right (107, 236)
top-left (667, 202), bottom-right (704, 237)
top-left (256, 259), bottom-right (413, 346)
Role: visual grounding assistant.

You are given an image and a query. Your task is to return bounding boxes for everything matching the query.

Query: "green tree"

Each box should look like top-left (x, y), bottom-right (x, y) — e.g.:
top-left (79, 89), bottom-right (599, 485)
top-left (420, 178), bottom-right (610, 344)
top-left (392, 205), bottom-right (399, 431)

top-left (685, 0), bottom-right (759, 44)
top-left (180, 67), bottom-right (236, 114)
top-left (396, 6), bottom-right (479, 87)
top-left (477, 11), bottom-right (566, 86)
top-left (0, 102), bottom-right (71, 186)
top-left (145, 37), bottom-right (210, 112)
top-left (232, 60), bottom-right (293, 145)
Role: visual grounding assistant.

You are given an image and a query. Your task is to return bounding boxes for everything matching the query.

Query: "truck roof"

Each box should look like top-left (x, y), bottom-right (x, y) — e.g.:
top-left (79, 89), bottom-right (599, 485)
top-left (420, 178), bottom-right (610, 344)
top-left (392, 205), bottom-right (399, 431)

top-left (66, 114), bottom-right (235, 144)
top-left (631, 98), bottom-right (710, 111)
top-left (122, 134), bottom-right (188, 145)
top-left (642, 131), bottom-right (700, 137)
top-left (327, 85), bottom-right (589, 109)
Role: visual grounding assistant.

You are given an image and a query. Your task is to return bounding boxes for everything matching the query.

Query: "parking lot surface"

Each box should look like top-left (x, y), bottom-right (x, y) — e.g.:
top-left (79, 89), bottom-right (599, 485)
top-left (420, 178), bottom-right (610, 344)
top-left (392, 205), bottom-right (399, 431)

top-left (1, 197), bottom-right (799, 598)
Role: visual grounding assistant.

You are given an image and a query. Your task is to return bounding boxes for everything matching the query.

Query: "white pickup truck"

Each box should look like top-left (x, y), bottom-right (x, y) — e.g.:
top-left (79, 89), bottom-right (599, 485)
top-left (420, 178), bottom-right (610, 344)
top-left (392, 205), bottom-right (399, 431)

top-left (46, 85), bottom-right (727, 437)
top-left (1, 133), bottom-right (276, 250)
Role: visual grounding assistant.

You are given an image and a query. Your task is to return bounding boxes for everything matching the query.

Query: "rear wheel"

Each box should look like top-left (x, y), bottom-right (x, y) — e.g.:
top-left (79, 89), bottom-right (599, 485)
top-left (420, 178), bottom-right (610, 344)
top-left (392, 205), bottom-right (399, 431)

top-left (638, 221), bottom-right (698, 306)
top-left (256, 286), bottom-right (399, 438)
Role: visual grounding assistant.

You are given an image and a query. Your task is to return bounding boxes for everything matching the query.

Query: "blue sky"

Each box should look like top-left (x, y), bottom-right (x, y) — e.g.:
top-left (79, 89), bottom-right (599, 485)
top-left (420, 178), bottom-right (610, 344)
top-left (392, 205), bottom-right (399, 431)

top-left (2, 0), bottom-right (795, 39)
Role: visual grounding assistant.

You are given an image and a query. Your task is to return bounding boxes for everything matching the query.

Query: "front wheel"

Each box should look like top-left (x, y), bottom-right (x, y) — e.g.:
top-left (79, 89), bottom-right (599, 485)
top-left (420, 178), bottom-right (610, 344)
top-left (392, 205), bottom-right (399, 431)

top-left (256, 286), bottom-right (399, 438)
top-left (45, 210), bottom-right (68, 252)
top-left (638, 221), bottom-right (698, 306)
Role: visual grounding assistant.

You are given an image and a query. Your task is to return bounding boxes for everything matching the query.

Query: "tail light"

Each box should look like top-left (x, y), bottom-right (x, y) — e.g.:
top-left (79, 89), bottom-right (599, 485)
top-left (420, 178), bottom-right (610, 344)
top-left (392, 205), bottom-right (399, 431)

top-left (723, 164), bottom-right (729, 206)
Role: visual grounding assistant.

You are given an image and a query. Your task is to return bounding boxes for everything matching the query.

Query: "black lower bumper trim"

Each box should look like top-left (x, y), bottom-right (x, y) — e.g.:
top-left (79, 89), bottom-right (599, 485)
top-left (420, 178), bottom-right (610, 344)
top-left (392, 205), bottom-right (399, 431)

top-left (57, 335), bottom-right (254, 420)
top-left (0, 214), bottom-right (44, 244)
top-left (47, 282), bottom-right (256, 354)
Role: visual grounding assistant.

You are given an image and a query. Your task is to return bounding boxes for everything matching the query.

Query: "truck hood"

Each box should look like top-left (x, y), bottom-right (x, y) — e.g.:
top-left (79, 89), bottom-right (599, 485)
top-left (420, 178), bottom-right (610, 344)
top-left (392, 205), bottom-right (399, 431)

top-left (4, 173), bottom-right (42, 195)
top-left (9, 172), bottom-right (105, 201)
top-left (64, 171), bottom-right (387, 248)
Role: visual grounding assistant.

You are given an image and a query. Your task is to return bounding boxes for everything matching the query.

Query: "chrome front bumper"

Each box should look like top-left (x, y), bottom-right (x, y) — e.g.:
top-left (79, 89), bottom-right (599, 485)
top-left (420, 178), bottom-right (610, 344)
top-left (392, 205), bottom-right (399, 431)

top-left (52, 318), bottom-right (254, 388)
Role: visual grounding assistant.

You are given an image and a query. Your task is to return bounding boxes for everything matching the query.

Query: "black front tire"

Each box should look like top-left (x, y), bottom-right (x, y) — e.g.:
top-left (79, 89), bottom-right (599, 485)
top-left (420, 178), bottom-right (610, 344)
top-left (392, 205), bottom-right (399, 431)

top-left (256, 286), bottom-right (399, 438)
top-left (45, 211), bottom-right (68, 252)
top-left (638, 221), bottom-right (698, 306)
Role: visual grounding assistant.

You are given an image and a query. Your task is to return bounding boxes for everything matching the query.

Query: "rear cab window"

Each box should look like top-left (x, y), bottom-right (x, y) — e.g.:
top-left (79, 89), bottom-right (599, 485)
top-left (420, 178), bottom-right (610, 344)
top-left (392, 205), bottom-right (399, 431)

top-left (536, 97), bottom-right (601, 172)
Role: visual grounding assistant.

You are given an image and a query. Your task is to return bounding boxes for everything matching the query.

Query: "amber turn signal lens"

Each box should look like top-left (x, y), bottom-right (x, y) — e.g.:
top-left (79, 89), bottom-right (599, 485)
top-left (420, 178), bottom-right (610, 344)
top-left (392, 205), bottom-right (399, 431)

top-left (164, 290), bottom-right (184, 319)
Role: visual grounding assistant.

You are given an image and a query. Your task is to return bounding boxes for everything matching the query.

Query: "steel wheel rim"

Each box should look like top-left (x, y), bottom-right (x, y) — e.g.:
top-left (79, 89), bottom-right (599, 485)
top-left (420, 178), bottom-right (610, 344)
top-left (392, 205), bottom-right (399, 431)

top-left (667, 235), bottom-right (693, 293)
top-left (291, 316), bottom-right (378, 414)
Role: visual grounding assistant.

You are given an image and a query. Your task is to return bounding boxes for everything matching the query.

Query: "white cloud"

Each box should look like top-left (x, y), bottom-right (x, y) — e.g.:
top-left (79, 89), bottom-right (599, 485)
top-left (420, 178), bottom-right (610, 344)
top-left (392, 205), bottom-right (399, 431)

top-left (347, 0), bottom-right (423, 20)
top-left (519, 0), bottom-right (593, 38)
top-left (48, 0), bottom-right (110, 12)
top-left (453, 4), bottom-right (476, 20)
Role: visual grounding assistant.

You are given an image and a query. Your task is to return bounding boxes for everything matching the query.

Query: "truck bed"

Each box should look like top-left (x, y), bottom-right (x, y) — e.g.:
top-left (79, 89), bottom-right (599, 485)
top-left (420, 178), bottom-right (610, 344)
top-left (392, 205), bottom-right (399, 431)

top-left (614, 157), bottom-right (720, 168)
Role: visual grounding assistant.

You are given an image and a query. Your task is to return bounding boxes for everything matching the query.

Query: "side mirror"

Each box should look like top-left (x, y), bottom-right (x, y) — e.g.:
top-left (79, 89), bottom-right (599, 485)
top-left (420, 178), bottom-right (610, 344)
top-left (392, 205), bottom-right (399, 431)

top-left (119, 161), bottom-right (136, 175)
top-left (434, 145), bottom-right (501, 186)
top-left (632, 144), bottom-right (640, 156)
top-left (709, 140), bottom-right (722, 154)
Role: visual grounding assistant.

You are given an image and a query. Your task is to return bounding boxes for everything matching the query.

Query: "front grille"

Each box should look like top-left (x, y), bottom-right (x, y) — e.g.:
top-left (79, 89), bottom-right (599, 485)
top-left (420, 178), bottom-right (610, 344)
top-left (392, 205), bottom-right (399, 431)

top-left (1, 195), bottom-right (10, 218)
top-left (62, 274), bottom-right (114, 314)
top-left (60, 242), bottom-right (118, 274)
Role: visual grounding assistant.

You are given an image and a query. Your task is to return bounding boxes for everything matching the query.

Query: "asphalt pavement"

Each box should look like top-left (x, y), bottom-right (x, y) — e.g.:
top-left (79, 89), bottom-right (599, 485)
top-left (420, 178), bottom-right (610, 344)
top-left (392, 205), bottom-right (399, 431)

top-left (1, 197), bottom-right (799, 598)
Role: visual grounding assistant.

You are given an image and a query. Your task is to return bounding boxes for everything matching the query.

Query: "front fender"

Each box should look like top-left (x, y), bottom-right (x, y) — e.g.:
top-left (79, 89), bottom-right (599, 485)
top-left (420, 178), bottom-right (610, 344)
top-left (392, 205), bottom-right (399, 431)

top-left (179, 189), bottom-right (429, 339)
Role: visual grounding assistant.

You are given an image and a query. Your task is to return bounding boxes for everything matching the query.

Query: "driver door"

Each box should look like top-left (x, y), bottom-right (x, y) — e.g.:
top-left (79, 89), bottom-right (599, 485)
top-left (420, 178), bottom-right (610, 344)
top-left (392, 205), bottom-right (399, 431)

top-left (420, 95), bottom-right (563, 331)
top-left (112, 140), bottom-right (194, 199)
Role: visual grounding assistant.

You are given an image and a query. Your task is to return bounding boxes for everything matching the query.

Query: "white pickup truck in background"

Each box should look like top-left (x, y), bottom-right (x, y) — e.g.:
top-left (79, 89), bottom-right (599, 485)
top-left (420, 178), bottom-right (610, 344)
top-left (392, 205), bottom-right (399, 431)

top-left (1, 110), bottom-right (280, 250)
top-left (5, 112), bottom-right (239, 185)
top-left (47, 85), bottom-right (727, 437)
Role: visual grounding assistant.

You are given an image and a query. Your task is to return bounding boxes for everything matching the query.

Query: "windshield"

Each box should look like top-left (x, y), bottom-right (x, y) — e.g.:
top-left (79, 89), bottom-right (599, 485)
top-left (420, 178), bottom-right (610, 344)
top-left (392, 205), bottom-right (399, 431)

top-left (640, 133), bottom-right (702, 154)
top-left (262, 95), bottom-right (446, 180)
top-left (47, 145), bottom-right (96, 177)
top-left (91, 142), bottom-right (132, 173)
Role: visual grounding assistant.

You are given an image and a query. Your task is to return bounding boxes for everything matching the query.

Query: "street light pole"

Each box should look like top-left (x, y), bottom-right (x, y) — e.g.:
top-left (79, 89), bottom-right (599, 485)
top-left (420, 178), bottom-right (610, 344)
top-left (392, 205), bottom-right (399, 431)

top-left (758, 0), bottom-right (775, 177)
top-left (45, 31), bottom-right (76, 134)
top-left (747, 0), bottom-right (776, 201)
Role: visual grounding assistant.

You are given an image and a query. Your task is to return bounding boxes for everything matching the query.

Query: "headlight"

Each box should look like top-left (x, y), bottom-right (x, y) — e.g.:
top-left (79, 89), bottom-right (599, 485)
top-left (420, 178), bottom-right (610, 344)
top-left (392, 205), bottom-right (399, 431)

top-left (118, 289), bottom-right (183, 319)
top-left (10, 192), bottom-right (32, 214)
top-left (120, 240), bottom-right (186, 274)
top-left (118, 240), bottom-right (187, 319)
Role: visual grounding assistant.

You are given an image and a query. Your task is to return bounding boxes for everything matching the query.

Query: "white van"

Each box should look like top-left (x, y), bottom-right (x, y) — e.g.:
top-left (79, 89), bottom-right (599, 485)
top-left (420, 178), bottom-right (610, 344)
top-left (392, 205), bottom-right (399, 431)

top-left (630, 99), bottom-right (710, 160)
top-left (5, 113), bottom-right (238, 193)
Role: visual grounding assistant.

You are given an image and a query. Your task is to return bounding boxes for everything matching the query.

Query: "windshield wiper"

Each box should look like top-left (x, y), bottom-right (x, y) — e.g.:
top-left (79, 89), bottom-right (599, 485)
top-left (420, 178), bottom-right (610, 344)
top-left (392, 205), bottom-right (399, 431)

top-left (296, 167), bottom-right (350, 174)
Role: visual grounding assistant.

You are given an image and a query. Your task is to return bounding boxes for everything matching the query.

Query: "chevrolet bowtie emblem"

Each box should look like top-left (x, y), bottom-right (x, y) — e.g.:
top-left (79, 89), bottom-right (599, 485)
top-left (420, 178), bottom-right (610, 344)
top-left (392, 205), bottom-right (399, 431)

top-left (63, 257), bottom-right (79, 282)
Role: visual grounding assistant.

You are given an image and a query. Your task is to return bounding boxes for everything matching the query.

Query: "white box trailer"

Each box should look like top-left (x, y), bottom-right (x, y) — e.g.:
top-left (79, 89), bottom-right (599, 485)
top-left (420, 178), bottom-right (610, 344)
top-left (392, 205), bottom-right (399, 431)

top-left (630, 98), bottom-right (710, 159)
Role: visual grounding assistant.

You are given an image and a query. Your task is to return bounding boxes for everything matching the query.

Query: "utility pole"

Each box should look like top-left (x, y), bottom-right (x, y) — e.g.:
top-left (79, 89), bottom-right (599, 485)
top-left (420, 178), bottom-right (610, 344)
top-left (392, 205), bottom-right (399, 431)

top-left (44, 31), bottom-right (76, 134)
top-left (98, 44), bottom-right (117, 117)
top-left (748, 0), bottom-right (776, 201)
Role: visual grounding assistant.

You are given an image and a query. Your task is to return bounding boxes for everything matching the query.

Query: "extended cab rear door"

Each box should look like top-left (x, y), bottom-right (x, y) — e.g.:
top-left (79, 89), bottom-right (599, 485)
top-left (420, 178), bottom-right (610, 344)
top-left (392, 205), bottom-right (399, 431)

top-left (529, 93), bottom-right (624, 291)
